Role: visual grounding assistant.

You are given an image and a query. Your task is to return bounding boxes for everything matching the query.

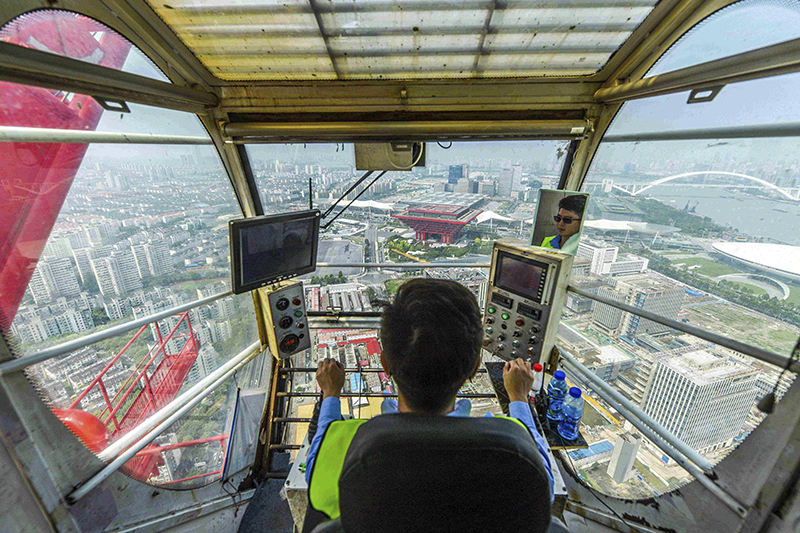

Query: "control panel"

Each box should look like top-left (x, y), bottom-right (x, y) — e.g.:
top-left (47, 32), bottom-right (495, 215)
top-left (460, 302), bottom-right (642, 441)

top-left (258, 281), bottom-right (311, 359)
top-left (482, 242), bottom-right (572, 365)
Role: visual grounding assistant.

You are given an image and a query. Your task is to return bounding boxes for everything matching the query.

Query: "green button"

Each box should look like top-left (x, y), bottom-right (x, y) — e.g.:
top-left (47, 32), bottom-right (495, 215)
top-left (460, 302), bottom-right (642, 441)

top-left (294, 310), bottom-right (303, 317)
top-left (512, 340), bottom-right (521, 348)
top-left (501, 312), bottom-right (510, 320)
top-left (487, 307), bottom-right (496, 314)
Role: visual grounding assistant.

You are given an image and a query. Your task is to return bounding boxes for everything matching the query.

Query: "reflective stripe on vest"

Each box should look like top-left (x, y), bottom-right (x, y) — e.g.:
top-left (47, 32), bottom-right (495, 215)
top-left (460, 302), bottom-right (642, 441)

top-left (307, 415), bottom-right (533, 519)
top-left (308, 419), bottom-right (368, 520)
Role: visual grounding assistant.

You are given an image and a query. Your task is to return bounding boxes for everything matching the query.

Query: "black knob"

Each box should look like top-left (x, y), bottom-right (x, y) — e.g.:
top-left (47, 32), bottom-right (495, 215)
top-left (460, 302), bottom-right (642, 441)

top-left (530, 325), bottom-right (540, 334)
top-left (486, 317), bottom-right (495, 324)
top-left (528, 337), bottom-right (538, 345)
top-left (497, 333), bottom-right (506, 342)
top-left (512, 330), bottom-right (522, 337)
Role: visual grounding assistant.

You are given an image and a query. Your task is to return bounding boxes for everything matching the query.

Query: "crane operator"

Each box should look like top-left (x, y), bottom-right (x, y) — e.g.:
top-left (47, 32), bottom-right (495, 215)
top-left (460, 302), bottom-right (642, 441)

top-left (303, 278), bottom-right (554, 521)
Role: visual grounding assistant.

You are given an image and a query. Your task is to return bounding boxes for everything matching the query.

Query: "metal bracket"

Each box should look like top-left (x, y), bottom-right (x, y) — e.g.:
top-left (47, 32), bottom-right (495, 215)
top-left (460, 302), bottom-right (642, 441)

top-left (92, 96), bottom-right (130, 113)
top-left (687, 85), bottom-right (724, 104)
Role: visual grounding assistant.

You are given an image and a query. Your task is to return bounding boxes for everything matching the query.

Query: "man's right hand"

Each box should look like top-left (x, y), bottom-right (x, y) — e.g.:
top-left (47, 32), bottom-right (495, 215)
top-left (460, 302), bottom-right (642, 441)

top-left (503, 358), bottom-right (534, 403)
top-left (317, 358), bottom-right (345, 399)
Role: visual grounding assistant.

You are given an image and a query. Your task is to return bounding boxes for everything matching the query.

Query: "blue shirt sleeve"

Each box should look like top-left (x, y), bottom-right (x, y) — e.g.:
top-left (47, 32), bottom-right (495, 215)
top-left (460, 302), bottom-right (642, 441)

top-left (304, 396), bottom-right (343, 484)
top-left (508, 401), bottom-right (555, 503)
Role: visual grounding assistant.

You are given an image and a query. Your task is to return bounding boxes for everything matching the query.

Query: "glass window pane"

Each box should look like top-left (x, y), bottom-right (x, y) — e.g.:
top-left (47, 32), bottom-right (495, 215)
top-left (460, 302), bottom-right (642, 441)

top-left (562, 0), bottom-right (800, 499)
top-left (0, 10), bottom-right (169, 81)
top-left (0, 10), bottom-right (258, 490)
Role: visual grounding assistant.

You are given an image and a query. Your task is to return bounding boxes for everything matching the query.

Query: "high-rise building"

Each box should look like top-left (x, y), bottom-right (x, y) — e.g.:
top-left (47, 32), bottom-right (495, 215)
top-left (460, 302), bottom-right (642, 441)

top-left (448, 164), bottom-right (467, 185)
top-left (498, 168), bottom-right (513, 197)
top-left (606, 432), bottom-right (641, 483)
top-left (28, 257), bottom-right (81, 305)
top-left (91, 250), bottom-right (142, 297)
top-left (132, 240), bottom-right (173, 278)
top-left (643, 349), bottom-right (759, 452)
top-left (591, 275), bottom-right (683, 340)
top-left (577, 241), bottom-right (618, 276)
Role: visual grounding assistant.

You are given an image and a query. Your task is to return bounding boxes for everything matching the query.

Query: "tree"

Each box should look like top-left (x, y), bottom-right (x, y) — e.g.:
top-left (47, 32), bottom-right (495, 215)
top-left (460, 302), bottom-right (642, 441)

top-left (91, 306), bottom-right (110, 326)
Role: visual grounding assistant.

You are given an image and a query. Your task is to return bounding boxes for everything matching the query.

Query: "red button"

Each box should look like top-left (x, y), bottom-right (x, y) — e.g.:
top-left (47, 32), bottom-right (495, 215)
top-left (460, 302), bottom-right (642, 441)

top-left (293, 298), bottom-right (302, 306)
top-left (515, 318), bottom-right (525, 327)
top-left (297, 323), bottom-right (305, 329)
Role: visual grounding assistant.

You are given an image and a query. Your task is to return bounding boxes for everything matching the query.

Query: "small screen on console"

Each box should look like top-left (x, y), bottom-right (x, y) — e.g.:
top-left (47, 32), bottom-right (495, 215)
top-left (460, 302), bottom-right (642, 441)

top-left (494, 252), bottom-right (549, 303)
top-left (230, 210), bottom-right (320, 294)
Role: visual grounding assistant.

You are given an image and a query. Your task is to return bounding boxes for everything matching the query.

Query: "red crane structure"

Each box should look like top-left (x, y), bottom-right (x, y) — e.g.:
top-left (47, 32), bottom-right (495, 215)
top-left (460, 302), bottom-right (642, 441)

top-left (64, 312), bottom-right (219, 482)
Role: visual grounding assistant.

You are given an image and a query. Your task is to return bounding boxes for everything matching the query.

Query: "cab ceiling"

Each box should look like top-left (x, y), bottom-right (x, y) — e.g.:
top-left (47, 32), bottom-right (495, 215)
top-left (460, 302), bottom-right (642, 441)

top-left (143, 0), bottom-right (659, 81)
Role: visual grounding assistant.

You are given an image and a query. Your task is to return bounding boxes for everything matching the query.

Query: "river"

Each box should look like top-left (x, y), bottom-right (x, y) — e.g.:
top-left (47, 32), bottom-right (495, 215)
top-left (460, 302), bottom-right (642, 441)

top-left (631, 186), bottom-right (800, 246)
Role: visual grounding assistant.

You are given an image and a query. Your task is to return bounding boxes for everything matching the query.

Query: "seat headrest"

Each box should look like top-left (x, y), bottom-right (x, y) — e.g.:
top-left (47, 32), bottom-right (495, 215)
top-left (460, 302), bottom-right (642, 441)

top-left (338, 413), bottom-right (552, 533)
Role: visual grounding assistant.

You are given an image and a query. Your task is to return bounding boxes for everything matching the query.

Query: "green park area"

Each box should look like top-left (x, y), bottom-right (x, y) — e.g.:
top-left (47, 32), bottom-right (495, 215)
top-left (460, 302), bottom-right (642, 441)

top-left (727, 281), bottom-right (768, 297)
top-left (669, 257), bottom-right (738, 277)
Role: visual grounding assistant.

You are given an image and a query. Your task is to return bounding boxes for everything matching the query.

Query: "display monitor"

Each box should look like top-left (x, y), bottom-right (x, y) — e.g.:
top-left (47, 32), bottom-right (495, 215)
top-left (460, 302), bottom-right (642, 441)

top-left (493, 251), bottom-right (550, 303)
top-left (229, 210), bottom-right (320, 294)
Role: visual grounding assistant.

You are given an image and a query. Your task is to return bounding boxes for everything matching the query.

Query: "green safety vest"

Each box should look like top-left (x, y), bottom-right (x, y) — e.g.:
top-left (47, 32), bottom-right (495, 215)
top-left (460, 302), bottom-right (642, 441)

top-left (307, 416), bottom-right (533, 520)
top-left (540, 235), bottom-right (558, 249)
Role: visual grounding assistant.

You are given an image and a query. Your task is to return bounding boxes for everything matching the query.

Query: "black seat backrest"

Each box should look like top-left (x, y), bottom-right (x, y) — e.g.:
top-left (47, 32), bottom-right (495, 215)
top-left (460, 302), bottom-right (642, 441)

top-left (337, 413), bottom-right (552, 533)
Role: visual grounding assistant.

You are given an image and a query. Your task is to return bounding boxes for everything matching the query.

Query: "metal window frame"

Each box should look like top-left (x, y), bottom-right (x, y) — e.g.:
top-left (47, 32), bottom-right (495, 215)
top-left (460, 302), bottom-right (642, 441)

top-left (0, 126), bottom-right (214, 144)
top-left (601, 122), bottom-right (800, 142)
top-left (0, 42), bottom-right (218, 114)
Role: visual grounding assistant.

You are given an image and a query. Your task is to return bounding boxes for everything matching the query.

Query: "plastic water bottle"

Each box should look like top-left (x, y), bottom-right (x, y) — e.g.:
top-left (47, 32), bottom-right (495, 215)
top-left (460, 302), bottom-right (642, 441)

top-left (558, 388), bottom-right (584, 441)
top-left (532, 363), bottom-right (544, 395)
top-left (546, 370), bottom-right (569, 421)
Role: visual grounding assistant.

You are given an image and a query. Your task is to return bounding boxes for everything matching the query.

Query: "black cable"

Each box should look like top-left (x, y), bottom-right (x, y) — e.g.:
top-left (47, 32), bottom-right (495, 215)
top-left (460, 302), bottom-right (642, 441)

top-left (321, 170), bottom-right (374, 219)
top-left (322, 171), bottom-right (387, 230)
top-left (437, 141), bottom-right (453, 149)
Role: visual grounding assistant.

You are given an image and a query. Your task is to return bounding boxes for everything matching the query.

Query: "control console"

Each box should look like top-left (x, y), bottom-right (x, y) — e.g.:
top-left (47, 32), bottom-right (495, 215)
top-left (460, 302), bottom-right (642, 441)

top-left (258, 281), bottom-right (311, 359)
top-left (482, 242), bottom-right (572, 364)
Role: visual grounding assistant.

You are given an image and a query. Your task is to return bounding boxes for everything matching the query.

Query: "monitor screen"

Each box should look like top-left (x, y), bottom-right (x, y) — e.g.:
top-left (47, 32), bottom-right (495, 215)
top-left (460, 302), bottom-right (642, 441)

top-left (229, 210), bottom-right (320, 294)
top-left (494, 251), bottom-right (549, 303)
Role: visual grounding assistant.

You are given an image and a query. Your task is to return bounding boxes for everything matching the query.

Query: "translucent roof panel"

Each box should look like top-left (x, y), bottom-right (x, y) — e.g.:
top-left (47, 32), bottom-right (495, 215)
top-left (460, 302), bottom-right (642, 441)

top-left (145, 0), bottom-right (659, 80)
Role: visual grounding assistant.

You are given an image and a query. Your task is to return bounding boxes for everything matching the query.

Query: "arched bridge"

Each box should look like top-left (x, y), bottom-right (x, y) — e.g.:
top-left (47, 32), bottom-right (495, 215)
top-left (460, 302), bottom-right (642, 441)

top-left (609, 171), bottom-right (799, 201)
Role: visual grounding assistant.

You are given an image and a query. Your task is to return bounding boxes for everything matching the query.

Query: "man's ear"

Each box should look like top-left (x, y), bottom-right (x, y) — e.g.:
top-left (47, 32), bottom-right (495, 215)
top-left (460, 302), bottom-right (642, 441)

top-left (380, 352), bottom-right (390, 376)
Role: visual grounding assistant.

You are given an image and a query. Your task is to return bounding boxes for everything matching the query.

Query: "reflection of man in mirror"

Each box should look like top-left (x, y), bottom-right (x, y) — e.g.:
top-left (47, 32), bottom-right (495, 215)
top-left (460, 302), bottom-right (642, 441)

top-left (541, 195), bottom-right (586, 255)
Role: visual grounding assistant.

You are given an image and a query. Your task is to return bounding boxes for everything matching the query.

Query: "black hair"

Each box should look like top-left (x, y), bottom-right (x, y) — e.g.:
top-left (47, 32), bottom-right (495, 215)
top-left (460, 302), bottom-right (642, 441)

top-left (558, 194), bottom-right (586, 217)
top-left (380, 278), bottom-right (482, 414)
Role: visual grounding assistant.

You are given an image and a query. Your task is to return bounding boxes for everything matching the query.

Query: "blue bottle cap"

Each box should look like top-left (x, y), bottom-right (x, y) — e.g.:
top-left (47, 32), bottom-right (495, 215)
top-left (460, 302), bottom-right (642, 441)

top-left (554, 370), bottom-right (565, 380)
top-left (569, 387), bottom-right (582, 398)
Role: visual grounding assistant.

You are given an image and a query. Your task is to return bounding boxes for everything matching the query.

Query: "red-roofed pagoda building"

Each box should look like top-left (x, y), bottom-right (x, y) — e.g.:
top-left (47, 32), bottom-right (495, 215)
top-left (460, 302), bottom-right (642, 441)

top-left (393, 204), bottom-right (482, 243)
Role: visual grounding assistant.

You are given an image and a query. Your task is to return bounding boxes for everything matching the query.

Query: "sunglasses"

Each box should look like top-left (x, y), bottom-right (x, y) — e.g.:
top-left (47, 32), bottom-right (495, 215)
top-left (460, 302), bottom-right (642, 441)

top-left (554, 215), bottom-right (581, 224)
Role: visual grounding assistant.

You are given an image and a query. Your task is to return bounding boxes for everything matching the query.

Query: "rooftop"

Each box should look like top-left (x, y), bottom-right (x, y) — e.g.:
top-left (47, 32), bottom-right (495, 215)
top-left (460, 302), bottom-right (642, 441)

top-left (661, 349), bottom-right (757, 386)
top-left (597, 345), bottom-right (635, 364)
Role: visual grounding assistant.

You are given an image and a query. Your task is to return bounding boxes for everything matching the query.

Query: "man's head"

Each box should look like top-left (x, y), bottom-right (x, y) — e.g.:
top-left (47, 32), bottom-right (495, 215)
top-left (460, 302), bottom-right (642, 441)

top-left (555, 194), bottom-right (586, 242)
top-left (380, 279), bottom-right (482, 414)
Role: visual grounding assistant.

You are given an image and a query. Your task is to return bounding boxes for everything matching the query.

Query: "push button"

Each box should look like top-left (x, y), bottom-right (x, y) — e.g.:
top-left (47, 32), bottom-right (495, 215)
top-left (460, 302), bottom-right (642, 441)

top-left (487, 306), bottom-right (496, 314)
top-left (515, 318), bottom-right (525, 327)
top-left (501, 312), bottom-right (510, 320)
top-left (293, 298), bottom-right (302, 306)
top-left (294, 310), bottom-right (303, 318)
